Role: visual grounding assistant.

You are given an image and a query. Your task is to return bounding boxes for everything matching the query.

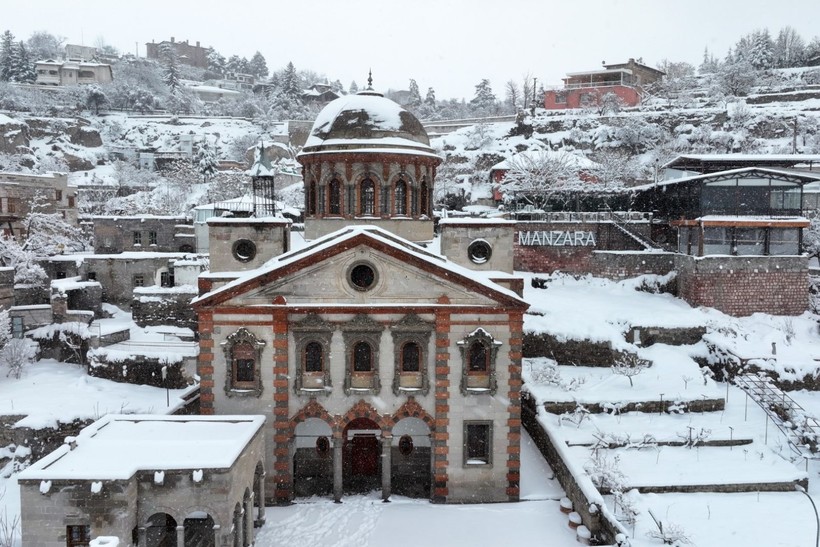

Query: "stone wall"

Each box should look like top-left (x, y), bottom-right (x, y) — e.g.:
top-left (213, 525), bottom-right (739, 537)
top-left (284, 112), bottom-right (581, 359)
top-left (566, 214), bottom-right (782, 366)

top-left (208, 218), bottom-right (291, 273)
top-left (590, 251), bottom-right (677, 280)
top-left (439, 220), bottom-right (515, 273)
top-left (676, 255), bottom-right (808, 316)
top-left (523, 332), bottom-right (615, 366)
top-left (88, 353), bottom-right (191, 388)
top-left (131, 287), bottom-right (198, 331)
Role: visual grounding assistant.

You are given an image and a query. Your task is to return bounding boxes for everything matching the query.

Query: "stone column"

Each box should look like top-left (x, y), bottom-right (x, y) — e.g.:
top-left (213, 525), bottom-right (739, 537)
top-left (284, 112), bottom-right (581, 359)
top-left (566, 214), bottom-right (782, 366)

top-left (381, 435), bottom-right (392, 502)
top-left (137, 527), bottom-right (146, 545)
top-left (271, 298), bottom-right (292, 504)
top-left (176, 525), bottom-right (185, 546)
top-left (255, 472), bottom-right (266, 526)
top-left (333, 434), bottom-right (343, 503)
top-left (244, 493), bottom-right (254, 546)
top-left (432, 296), bottom-right (452, 503)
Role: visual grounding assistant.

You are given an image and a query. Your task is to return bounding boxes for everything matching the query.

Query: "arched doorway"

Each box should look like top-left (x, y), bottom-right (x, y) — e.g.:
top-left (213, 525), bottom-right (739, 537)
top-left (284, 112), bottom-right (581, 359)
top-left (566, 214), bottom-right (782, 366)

top-left (343, 417), bottom-right (381, 493)
top-left (293, 418), bottom-right (333, 497)
top-left (183, 512), bottom-right (215, 547)
top-left (391, 417), bottom-right (432, 498)
top-left (145, 513), bottom-right (177, 547)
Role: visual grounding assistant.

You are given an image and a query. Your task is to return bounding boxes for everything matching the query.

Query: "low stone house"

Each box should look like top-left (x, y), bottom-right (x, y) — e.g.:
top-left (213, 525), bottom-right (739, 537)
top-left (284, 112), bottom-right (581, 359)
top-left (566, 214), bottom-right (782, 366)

top-left (18, 414), bottom-right (266, 547)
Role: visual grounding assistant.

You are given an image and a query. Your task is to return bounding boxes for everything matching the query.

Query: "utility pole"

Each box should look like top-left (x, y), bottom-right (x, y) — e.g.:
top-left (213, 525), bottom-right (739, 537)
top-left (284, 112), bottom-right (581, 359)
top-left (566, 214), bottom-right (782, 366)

top-left (793, 117), bottom-right (798, 154)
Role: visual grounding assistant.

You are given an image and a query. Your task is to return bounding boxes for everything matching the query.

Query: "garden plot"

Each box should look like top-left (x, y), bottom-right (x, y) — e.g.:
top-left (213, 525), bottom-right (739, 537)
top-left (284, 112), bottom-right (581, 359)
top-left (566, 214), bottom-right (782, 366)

top-left (617, 491), bottom-right (820, 547)
top-left (524, 349), bottom-right (724, 408)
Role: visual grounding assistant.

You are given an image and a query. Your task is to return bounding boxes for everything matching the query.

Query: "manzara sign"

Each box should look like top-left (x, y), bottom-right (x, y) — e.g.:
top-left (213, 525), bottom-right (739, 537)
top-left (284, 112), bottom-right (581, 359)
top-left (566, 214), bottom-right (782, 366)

top-left (518, 230), bottom-right (596, 247)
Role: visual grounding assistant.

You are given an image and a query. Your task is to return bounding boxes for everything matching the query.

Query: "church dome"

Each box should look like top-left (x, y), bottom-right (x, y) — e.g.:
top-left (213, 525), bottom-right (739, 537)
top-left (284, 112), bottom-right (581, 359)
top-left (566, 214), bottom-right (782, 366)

top-left (300, 89), bottom-right (434, 155)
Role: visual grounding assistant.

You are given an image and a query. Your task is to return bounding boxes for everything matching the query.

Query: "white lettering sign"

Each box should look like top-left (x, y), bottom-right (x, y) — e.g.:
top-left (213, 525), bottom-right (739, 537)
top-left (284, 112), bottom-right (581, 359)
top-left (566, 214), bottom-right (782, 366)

top-left (517, 230), bottom-right (596, 247)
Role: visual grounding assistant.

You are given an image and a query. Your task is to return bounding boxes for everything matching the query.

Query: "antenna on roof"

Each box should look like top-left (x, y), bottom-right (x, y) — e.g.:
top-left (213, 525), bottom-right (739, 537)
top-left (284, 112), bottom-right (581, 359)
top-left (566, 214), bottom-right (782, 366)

top-left (367, 69), bottom-right (373, 89)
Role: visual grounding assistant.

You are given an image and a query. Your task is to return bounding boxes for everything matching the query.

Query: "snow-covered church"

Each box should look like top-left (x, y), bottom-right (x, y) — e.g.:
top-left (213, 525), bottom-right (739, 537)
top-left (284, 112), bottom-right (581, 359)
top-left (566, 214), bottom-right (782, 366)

top-left (192, 80), bottom-right (528, 505)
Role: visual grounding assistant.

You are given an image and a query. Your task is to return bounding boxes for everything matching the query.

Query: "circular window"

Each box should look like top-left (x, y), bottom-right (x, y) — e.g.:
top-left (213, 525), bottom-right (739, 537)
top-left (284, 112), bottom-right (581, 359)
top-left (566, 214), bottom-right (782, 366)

top-left (467, 239), bottom-right (492, 264)
top-left (398, 434), bottom-right (414, 456)
top-left (348, 263), bottom-right (377, 291)
top-left (316, 436), bottom-right (330, 456)
top-left (232, 239), bottom-right (257, 263)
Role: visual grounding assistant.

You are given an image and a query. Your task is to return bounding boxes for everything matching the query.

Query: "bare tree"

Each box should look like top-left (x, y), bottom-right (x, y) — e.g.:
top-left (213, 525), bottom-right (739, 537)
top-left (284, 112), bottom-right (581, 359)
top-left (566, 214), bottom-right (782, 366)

top-left (505, 80), bottom-right (520, 112)
top-left (500, 150), bottom-right (585, 209)
top-left (611, 352), bottom-right (650, 387)
top-left (1, 338), bottom-right (38, 379)
top-left (521, 73), bottom-right (533, 110)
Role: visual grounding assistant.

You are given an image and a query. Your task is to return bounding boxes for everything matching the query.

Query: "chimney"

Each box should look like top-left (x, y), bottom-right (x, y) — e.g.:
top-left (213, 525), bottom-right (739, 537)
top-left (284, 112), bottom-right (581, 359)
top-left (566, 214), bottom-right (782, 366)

top-left (171, 37), bottom-right (175, 43)
top-left (196, 41), bottom-right (200, 48)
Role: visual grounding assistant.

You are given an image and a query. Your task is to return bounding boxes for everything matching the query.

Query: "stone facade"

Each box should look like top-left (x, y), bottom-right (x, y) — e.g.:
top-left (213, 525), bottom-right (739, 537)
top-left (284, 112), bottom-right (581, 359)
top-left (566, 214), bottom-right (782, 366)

top-left (0, 171), bottom-right (78, 235)
top-left (207, 218), bottom-right (291, 273)
top-left (92, 216), bottom-right (195, 254)
top-left (131, 286), bottom-right (198, 331)
top-left (439, 219), bottom-right (515, 274)
top-left (194, 227), bottom-right (527, 504)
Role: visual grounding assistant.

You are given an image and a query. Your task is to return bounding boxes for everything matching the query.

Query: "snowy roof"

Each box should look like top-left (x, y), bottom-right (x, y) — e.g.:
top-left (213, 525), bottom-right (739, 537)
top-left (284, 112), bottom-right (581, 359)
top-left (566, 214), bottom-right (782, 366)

top-left (300, 90), bottom-right (437, 156)
top-left (663, 153), bottom-right (820, 171)
top-left (565, 68), bottom-right (633, 77)
top-left (193, 225), bottom-right (526, 307)
top-left (490, 150), bottom-right (599, 172)
top-left (631, 167), bottom-right (820, 192)
top-left (18, 414), bottom-right (265, 481)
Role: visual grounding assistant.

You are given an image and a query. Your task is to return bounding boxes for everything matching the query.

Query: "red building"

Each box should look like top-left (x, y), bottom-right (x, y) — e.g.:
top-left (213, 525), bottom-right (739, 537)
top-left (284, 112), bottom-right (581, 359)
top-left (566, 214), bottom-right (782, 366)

top-left (543, 58), bottom-right (664, 110)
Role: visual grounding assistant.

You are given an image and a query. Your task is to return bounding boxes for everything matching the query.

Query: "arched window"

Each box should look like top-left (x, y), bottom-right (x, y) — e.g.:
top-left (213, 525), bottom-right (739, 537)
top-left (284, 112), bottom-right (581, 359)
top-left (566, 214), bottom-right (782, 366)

top-left (458, 328), bottom-right (500, 395)
top-left (420, 177), bottom-right (429, 216)
top-left (232, 342), bottom-right (256, 387)
top-left (329, 177), bottom-right (342, 215)
top-left (468, 341), bottom-right (488, 372)
top-left (395, 179), bottom-right (407, 215)
top-left (307, 181), bottom-right (317, 215)
top-left (292, 314), bottom-right (333, 394)
top-left (401, 342), bottom-right (420, 372)
top-left (221, 327), bottom-right (265, 397)
top-left (360, 178), bottom-right (375, 216)
top-left (353, 341), bottom-right (372, 372)
top-left (342, 315), bottom-right (382, 394)
top-left (305, 341), bottom-right (323, 372)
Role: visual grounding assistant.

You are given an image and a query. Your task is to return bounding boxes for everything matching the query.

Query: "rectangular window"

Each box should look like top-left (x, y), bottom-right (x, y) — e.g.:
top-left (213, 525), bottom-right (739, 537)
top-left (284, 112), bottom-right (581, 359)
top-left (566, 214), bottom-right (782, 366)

top-left (768, 228), bottom-right (800, 256)
top-left (235, 359), bottom-right (255, 383)
top-left (68, 196), bottom-right (75, 208)
top-left (56, 190), bottom-right (62, 201)
top-left (149, 231), bottom-right (158, 245)
top-left (160, 271), bottom-right (174, 288)
top-left (87, 272), bottom-right (96, 281)
top-left (702, 227), bottom-right (731, 255)
top-left (56, 271), bottom-right (67, 279)
top-left (66, 524), bottom-right (91, 547)
top-left (11, 316), bottom-right (23, 339)
top-left (133, 231), bottom-right (142, 245)
top-left (133, 274), bottom-right (144, 287)
top-left (464, 421), bottom-right (492, 466)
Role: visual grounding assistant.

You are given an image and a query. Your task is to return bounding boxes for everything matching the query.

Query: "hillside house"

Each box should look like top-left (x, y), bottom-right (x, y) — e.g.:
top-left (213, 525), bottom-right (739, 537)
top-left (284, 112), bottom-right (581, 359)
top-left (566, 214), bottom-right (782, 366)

top-left (543, 58), bottom-right (664, 110)
top-left (0, 171), bottom-right (77, 236)
top-left (34, 60), bottom-right (113, 86)
top-left (145, 37), bottom-right (208, 69)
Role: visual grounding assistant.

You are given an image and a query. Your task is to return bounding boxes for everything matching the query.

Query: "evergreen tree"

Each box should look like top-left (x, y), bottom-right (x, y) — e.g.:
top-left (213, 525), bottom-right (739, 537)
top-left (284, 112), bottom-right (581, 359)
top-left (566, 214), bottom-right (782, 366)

top-left (748, 28), bottom-right (775, 69)
top-left (280, 62), bottom-right (302, 100)
top-left (248, 51), bottom-right (268, 79)
top-left (470, 78), bottom-right (497, 113)
top-left (159, 42), bottom-right (181, 93)
top-left (206, 47), bottom-right (226, 76)
top-left (407, 79), bottom-right (422, 108)
top-left (349, 80), bottom-right (359, 94)
top-left (85, 84), bottom-right (108, 114)
top-left (0, 31), bottom-right (16, 82)
top-left (197, 141), bottom-right (219, 183)
top-left (424, 87), bottom-right (436, 106)
top-left (13, 41), bottom-right (35, 83)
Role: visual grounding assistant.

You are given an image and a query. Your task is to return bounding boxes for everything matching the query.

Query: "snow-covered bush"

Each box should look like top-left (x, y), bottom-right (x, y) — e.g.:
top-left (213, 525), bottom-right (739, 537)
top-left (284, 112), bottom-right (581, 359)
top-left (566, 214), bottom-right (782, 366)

top-left (1, 338), bottom-right (38, 379)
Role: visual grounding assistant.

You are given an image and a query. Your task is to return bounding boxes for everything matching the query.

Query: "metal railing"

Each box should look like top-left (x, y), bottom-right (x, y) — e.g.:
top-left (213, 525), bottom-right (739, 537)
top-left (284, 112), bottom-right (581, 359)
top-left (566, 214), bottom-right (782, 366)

top-left (734, 372), bottom-right (820, 461)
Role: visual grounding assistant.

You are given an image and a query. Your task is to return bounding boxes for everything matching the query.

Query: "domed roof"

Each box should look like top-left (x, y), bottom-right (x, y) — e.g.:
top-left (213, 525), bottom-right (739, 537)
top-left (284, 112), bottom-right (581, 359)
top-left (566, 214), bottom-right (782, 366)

top-left (300, 90), bottom-right (435, 156)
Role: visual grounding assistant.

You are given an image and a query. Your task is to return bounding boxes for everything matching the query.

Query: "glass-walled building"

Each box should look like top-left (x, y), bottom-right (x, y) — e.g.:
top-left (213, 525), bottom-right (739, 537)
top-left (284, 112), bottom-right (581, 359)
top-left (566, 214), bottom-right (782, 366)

top-left (632, 167), bottom-right (820, 256)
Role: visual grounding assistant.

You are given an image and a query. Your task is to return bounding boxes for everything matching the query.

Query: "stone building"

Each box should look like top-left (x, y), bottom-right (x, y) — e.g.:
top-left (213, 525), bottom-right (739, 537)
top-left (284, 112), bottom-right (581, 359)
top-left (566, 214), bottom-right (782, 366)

top-left (145, 38), bottom-right (208, 69)
top-left (18, 414), bottom-right (266, 547)
top-left (297, 82), bottom-right (441, 243)
top-left (0, 171), bottom-right (77, 236)
top-left (92, 215), bottom-right (195, 254)
top-left (193, 87), bottom-right (527, 505)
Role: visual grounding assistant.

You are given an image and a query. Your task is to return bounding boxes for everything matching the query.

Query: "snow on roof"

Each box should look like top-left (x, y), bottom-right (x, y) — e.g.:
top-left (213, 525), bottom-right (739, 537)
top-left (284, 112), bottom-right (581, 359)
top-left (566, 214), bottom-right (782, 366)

top-left (51, 276), bottom-right (100, 294)
top-left (193, 225), bottom-right (526, 306)
top-left (18, 414), bottom-right (265, 481)
top-left (696, 215), bottom-right (809, 224)
top-left (301, 91), bottom-right (434, 153)
top-left (490, 150), bottom-right (599, 172)
top-left (631, 167), bottom-right (820, 192)
top-left (663, 153), bottom-right (820, 169)
top-left (438, 218), bottom-right (515, 225)
top-left (565, 68), bottom-right (633, 77)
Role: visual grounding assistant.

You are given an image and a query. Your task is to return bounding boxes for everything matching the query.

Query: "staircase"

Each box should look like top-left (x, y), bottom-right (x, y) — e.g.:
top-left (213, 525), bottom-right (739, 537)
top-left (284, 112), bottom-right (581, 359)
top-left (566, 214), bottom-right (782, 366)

top-left (604, 208), bottom-right (667, 251)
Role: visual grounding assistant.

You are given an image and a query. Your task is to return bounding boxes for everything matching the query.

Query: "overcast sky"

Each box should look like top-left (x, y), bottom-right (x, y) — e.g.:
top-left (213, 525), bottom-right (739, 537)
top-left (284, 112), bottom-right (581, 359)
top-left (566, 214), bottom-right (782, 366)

top-left (6, 0), bottom-right (820, 99)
